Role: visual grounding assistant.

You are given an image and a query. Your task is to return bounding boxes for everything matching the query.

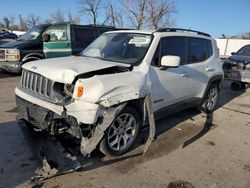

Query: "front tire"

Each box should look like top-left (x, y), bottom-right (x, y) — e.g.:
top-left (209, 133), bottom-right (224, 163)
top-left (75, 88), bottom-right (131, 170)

top-left (199, 84), bottom-right (219, 113)
top-left (99, 106), bottom-right (140, 156)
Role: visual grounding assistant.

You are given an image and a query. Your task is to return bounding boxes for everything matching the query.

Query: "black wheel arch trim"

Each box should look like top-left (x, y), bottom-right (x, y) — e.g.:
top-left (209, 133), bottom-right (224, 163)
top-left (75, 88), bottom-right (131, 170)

top-left (22, 53), bottom-right (44, 62)
top-left (201, 74), bottom-right (224, 103)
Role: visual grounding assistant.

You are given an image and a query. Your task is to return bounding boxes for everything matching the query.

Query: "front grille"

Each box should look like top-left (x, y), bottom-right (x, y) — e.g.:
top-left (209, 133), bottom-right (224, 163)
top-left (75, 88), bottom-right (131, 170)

top-left (21, 69), bottom-right (54, 99)
top-left (0, 49), bottom-right (5, 61)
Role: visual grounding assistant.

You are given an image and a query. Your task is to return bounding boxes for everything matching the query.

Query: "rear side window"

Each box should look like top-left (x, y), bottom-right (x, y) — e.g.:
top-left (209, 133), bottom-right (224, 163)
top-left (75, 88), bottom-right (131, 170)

top-left (73, 28), bottom-right (99, 46)
top-left (188, 38), bottom-right (213, 64)
top-left (161, 37), bottom-right (187, 65)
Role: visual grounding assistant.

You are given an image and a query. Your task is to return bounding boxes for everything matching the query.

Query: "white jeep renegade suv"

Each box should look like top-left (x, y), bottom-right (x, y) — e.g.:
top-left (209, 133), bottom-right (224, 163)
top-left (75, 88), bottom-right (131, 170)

top-left (15, 28), bottom-right (224, 156)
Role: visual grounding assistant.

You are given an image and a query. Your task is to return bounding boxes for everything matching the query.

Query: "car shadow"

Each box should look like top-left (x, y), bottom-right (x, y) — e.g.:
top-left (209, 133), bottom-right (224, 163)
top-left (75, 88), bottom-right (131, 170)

top-left (0, 121), bottom-right (41, 188)
top-left (77, 81), bottom-right (248, 173)
top-left (0, 81), bottom-right (247, 187)
top-left (0, 70), bottom-right (20, 79)
top-left (216, 80), bottom-right (247, 109)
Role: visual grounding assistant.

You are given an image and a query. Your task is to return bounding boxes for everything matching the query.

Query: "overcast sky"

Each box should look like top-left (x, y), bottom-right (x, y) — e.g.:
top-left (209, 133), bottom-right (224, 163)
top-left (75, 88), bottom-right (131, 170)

top-left (0, 0), bottom-right (250, 38)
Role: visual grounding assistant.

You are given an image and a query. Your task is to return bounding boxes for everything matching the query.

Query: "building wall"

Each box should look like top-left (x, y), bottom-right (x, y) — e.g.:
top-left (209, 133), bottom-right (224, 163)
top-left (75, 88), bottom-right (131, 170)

top-left (216, 39), bottom-right (250, 58)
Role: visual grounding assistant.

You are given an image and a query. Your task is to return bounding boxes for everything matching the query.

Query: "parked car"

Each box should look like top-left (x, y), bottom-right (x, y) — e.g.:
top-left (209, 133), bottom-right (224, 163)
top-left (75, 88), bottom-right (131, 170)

top-left (0, 23), bottom-right (115, 73)
top-left (42, 23), bottom-right (116, 59)
top-left (16, 28), bottom-right (224, 157)
top-left (0, 32), bottom-right (18, 39)
top-left (0, 24), bottom-right (51, 73)
top-left (223, 44), bottom-right (250, 90)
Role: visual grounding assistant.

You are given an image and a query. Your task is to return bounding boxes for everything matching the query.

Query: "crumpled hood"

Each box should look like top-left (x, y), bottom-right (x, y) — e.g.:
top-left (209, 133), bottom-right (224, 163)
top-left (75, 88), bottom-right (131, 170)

top-left (22, 56), bottom-right (130, 83)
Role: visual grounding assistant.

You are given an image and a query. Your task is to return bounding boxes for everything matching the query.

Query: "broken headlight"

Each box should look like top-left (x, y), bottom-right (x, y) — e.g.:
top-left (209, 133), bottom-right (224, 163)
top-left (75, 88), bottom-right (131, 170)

top-left (53, 82), bottom-right (74, 104)
top-left (64, 84), bottom-right (74, 97)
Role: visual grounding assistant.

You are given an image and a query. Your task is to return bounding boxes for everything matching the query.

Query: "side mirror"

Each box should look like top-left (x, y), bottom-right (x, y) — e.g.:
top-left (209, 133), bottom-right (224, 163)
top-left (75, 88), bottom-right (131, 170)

top-left (42, 33), bottom-right (50, 42)
top-left (160, 55), bottom-right (180, 68)
top-left (231, 52), bottom-right (236, 55)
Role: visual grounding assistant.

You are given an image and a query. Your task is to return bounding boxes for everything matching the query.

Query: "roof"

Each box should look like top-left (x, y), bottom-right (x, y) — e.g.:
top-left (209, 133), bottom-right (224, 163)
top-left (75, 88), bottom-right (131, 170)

top-left (106, 28), bottom-right (212, 38)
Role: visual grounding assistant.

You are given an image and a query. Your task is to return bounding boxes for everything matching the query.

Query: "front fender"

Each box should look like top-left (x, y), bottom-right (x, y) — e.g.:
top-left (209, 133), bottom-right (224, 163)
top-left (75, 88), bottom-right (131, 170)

top-left (98, 86), bottom-right (148, 107)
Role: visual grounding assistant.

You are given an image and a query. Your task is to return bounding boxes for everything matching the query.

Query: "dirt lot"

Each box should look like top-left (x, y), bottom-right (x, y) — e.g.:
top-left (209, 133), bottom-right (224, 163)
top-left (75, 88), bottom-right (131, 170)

top-left (0, 70), bottom-right (249, 188)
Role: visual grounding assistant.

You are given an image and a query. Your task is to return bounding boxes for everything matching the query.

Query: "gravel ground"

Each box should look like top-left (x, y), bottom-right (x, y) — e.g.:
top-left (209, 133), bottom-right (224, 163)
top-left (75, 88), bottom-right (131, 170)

top-left (0, 70), bottom-right (249, 188)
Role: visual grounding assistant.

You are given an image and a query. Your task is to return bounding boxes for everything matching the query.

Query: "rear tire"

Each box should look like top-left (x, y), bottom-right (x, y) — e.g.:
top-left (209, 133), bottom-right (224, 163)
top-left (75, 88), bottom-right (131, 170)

top-left (99, 106), bottom-right (140, 156)
top-left (240, 82), bottom-right (247, 90)
top-left (199, 84), bottom-right (219, 114)
top-left (231, 81), bottom-right (241, 90)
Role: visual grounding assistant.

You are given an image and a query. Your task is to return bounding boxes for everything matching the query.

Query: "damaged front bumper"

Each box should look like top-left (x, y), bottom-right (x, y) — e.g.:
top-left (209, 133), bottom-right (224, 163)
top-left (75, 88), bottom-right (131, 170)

top-left (15, 87), bottom-right (104, 125)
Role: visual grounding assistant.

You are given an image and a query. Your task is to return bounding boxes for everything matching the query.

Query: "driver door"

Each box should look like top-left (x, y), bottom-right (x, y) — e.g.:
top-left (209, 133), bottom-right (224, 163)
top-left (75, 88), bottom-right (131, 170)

top-left (43, 23), bottom-right (71, 58)
top-left (150, 36), bottom-right (192, 112)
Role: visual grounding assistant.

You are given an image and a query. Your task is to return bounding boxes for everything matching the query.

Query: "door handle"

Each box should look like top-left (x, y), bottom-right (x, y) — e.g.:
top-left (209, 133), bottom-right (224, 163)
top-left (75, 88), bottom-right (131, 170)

top-left (206, 67), bottom-right (215, 72)
top-left (180, 71), bottom-right (189, 77)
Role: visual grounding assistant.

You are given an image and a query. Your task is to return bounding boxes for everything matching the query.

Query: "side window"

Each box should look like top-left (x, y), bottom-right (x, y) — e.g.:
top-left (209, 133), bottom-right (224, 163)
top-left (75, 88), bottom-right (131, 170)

top-left (188, 38), bottom-right (212, 64)
top-left (46, 25), bottom-right (68, 41)
top-left (161, 37), bottom-right (187, 65)
top-left (207, 40), bottom-right (213, 57)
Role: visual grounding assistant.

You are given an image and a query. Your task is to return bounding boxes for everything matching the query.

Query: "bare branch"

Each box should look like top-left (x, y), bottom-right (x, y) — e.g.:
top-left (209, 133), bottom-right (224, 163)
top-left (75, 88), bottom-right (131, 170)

top-left (102, 2), bottom-right (124, 27)
top-left (78, 0), bottom-right (103, 25)
top-left (50, 9), bottom-right (65, 23)
top-left (27, 14), bottom-right (41, 27)
top-left (18, 15), bottom-right (28, 31)
top-left (148, 0), bottom-right (176, 29)
top-left (123, 0), bottom-right (176, 29)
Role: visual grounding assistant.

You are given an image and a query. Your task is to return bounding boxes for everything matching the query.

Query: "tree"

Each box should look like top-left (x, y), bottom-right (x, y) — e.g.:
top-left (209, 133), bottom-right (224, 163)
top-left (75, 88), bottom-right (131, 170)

top-left (1, 16), bottom-right (16, 30)
top-left (125, 0), bottom-right (148, 29)
top-left (68, 12), bottom-right (81, 24)
top-left (47, 9), bottom-right (81, 24)
top-left (18, 15), bottom-right (28, 31)
top-left (123, 0), bottom-right (176, 29)
top-left (102, 3), bottom-right (124, 27)
top-left (26, 14), bottom-right (41, 27)
top-left (50, 9), bottom-right (65, 23)
top-left (78, 0), bottom-right (103, 25)
top-left (148, 0), bottom-right (176, 29)
top-left (241, 32), bottom-right (250, 39)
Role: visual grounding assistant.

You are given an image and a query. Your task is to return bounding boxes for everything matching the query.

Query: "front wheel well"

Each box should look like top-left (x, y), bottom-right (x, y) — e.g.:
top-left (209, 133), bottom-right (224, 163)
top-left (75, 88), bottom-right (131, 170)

top-left (210, 79), bottom-right (222, 91)
top-left (23, 54), bottom-right (44, 63)
top-left (125, 98), bottom-right (145, 123)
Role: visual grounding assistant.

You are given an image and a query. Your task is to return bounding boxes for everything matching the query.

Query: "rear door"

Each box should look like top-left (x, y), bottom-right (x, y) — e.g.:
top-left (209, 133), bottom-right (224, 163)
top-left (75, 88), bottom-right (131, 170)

top-left (43, 23), bottom-right (71, 58)
top-left (186, 37), bottom-right (213, 97)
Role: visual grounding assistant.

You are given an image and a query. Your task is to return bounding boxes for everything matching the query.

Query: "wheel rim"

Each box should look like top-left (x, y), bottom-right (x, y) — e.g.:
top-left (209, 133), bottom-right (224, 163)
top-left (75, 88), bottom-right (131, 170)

top-left (206, 87), bottom-right (218, 111)
top-left (107, 113), bottom-right (137, 152)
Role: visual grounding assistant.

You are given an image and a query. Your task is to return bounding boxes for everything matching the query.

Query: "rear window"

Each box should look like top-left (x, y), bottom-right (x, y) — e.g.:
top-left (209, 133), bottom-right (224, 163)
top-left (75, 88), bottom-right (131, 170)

top-left (188, 38), bottom-right (213, 64)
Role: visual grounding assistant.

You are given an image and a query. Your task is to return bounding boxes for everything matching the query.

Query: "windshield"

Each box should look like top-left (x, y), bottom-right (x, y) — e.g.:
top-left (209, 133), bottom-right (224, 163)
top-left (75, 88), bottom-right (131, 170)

top-left (82, 33), bottom-right (152, 65)
top-left (236, 45), bottom-right (250, 56)
top-left (17, 25), bottom-right (44, 41)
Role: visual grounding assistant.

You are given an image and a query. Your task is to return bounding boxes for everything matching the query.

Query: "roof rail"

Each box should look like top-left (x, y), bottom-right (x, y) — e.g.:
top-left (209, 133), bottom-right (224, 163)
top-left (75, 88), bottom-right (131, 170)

top-left (156, 28), bottom-right (211, 37)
